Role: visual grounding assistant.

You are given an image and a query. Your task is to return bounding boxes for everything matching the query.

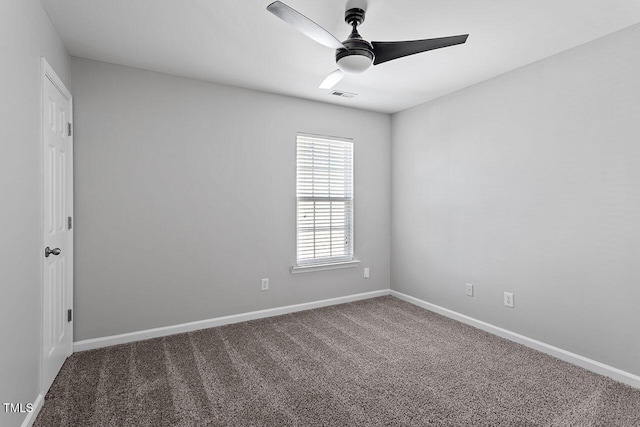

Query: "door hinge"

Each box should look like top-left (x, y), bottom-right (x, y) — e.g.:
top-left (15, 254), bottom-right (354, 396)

top-left (67, 309), bottom-right (72, 322)
top-left (68, 216), bottom-right (72, 230)
top-left (68, 122), bottom-right (72, 137)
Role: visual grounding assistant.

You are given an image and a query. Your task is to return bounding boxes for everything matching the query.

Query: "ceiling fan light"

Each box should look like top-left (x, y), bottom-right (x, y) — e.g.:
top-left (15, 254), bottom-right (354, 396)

top-left (337, 54), bottom-right (372, 75)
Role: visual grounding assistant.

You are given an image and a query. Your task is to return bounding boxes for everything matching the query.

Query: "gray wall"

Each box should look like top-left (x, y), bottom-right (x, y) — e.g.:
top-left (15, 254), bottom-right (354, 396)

top-left (391, 24), bottom-right (640, 376)
top-left (0, 0), bottom-right (70, 425)
top-left (71, 58), bottom-right (391, 341)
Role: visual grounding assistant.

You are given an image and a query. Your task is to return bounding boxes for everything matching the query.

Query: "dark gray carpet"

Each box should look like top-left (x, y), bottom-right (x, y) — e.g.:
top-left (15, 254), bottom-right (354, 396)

top-left (35, 296), bottom-right (640, 426)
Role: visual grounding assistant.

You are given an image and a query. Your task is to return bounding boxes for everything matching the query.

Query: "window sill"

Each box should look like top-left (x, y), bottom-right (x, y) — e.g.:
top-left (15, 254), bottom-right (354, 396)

top-left (291, 260), bottom-right (361, 274)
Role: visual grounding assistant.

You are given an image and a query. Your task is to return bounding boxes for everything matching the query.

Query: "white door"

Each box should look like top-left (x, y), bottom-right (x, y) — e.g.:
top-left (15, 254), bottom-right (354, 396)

top-left (42, 59), bottom-right (73, 394)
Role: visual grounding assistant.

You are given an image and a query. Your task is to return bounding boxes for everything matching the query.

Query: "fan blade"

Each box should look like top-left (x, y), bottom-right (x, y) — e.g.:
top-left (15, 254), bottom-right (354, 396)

top-left (372, 34), bottom-right (468, 65)
top-left (319, 70), bottom-right (344, 89)
top-left (267, 1), bottom-right (346, 50)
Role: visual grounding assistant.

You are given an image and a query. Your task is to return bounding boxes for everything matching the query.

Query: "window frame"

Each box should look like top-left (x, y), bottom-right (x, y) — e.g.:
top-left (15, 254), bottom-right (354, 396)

top-left (292, 133), bottom-right (359, 273)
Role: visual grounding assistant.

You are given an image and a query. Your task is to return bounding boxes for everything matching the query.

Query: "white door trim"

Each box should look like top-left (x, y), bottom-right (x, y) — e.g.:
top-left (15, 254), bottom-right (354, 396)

top-left (40, 57), bottom-right (74, 399)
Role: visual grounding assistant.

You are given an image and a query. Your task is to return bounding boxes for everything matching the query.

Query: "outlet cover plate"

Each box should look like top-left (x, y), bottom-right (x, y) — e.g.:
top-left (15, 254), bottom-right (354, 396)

top-left (465, 283), bottom-right (474, 297)
top-left (504, 292), bottom-right (514, 308)
top-left (261, 278), bottom-right (269, 291)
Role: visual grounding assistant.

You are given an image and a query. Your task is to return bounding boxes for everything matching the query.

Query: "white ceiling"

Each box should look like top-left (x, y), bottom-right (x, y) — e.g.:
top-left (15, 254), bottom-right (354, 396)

top-left (41, 0), bottom-right (640, 114)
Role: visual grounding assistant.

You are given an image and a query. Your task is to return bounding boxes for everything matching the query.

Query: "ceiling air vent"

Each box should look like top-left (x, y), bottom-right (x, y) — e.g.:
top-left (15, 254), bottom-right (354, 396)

top-left (329, 90), bottom-right (357, 98)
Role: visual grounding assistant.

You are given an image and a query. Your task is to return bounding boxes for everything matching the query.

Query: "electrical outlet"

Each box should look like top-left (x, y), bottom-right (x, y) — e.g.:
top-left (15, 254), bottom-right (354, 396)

top-left (261, 278), bottom-right (269, 291)
top-left (504, 292), bottom-right (514, 308)
top-left (364, 267), bottom-right (370, 279)
top-left (465, 283), bottom-right (474, 297)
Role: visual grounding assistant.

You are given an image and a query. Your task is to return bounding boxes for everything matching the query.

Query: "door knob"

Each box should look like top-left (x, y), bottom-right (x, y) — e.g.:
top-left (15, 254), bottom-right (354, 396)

top-left (45, 247), bottom-right (61, 257)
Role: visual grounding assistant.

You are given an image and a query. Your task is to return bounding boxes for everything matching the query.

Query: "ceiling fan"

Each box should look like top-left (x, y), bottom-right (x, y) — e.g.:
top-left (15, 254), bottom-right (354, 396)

top-left (267, 0), bottom-right (469, 89)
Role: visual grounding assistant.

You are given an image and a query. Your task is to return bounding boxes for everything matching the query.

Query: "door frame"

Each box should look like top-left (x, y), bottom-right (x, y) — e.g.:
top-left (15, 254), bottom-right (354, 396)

top-left (40, 57), bottom-right (74, 397)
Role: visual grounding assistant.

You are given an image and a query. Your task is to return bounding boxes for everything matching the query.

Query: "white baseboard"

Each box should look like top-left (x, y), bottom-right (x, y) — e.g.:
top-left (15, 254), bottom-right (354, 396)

top-left (74, 289), bottom-right (391, 352)
top-left (20, 393), bottom-right (43, 427)
top-left (390, 290), bottom-right (640, 389)
top-left (72, 287), bottom-right (639, 389)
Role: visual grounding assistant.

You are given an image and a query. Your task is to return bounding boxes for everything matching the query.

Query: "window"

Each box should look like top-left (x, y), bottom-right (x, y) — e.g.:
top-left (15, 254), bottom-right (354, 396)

top-left (296, 133), bottom-right (354, 268)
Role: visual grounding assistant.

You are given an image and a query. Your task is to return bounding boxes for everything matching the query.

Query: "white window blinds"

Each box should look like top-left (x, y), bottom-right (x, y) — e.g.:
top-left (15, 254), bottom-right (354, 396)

top-left (296, 133), bottom-right (354, 266)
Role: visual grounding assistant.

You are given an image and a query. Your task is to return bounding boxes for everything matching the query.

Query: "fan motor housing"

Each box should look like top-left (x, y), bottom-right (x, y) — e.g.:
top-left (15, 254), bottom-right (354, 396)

top-left (336, 8), bottom-right (374, 75)
top-left (336, 39), bottom-right (374, 74)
